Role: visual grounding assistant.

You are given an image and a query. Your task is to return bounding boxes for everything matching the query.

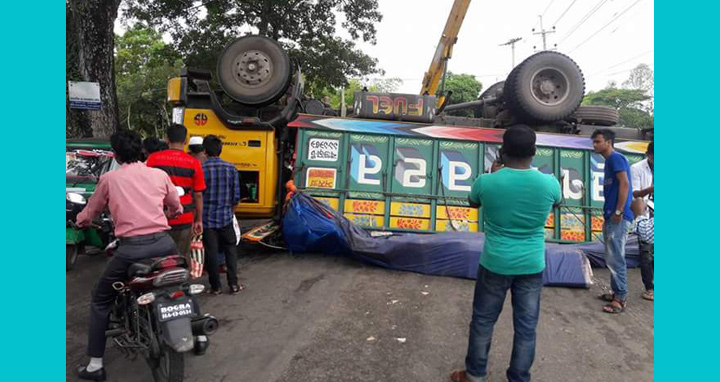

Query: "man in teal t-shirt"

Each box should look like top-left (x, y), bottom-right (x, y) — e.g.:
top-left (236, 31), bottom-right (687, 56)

top-left (451, 125), bottom-right (561, 382)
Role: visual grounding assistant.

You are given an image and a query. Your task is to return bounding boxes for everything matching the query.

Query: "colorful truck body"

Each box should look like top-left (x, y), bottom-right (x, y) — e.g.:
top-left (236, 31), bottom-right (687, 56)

top-left (288, 114), bottom-right (649, 242)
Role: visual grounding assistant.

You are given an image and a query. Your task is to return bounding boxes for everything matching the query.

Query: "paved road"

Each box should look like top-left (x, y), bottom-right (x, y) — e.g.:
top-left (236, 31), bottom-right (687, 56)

top-left (67, 246), bottom-right (653, 382)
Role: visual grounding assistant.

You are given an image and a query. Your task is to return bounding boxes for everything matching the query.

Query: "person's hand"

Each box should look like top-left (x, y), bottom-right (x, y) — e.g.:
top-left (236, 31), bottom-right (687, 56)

top-left (631, 198), bottom-right (647, 217)
top-left (491, 159), bottom-right (504, 173)
top-left (611, 214), bottom-right (622, 224)
top-left (192, 220), bottom-right (203, 236)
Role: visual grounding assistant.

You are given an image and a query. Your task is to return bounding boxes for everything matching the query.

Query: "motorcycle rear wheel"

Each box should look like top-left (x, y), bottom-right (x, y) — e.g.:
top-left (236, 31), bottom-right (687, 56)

top-left (148, 345), bottom-right (185, 382)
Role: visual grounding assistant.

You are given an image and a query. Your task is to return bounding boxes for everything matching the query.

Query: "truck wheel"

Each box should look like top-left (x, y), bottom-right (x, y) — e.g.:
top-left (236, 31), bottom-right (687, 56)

top-left (217, 35), bottom-right (292, 107)
top-left (66, 244), bottom-right (78, 271)
top-left (474, 81), bottom-right (504, 118)
top-left (504, 51), bottom-right (585, 124)
top-left (571, 105), bottom-right (619, 126)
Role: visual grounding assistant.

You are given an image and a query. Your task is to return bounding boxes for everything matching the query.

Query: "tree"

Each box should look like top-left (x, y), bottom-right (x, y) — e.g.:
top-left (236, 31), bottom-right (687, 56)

top-left (115, 26), bottom-right (183, 137)
top-left (582, 88), bottom-right (650, 110)
top-left (123, 0), bottom-right (384, 90)
top-left (583, 87), bottom-right (653, 129)
top-left (442, 72), bottom-right (483, 117)
top-left (623, 63), bottom-right (654, 114)
top-left (313, 77), bottom-right (403, 109)
top-left (67, 0), bottom-right (123, 138)
top-left (582, 64), bottom-right (654, 129)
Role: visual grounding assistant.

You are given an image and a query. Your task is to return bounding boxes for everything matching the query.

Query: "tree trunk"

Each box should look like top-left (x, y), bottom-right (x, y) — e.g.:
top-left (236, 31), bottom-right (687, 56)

top-left (67, 0), bottom-right (121, 139)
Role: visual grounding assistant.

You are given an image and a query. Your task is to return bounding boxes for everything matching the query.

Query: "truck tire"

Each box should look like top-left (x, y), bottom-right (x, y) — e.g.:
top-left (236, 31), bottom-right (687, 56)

top-left (217, 35), bottom-right (292, 107)
top-left (503, 51), bottom-right (585, 124)
top-left (571, 105), bottom-right (619, 126)
top-left (474, 81), bottom-right (504, 118)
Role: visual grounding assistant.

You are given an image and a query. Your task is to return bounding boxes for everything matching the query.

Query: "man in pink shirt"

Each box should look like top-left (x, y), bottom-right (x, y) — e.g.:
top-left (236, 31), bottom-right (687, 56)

top-left (75, 130), bottom-right (182, 381)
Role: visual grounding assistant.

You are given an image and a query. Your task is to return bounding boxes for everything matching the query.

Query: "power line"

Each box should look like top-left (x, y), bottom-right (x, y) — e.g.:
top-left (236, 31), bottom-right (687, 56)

top-left (534, 0), bottom-right (556, 29)
top-left (553, 0), bottom-right (578, 26)
top-left (541, 0), bottom-right (557, 17)
top-left (559, 0), bottom-right (609, 43)
top-left (568, 0), bottom-right (644, 54)
top-left (606, 63), bottom-right (653, 76)
top-left (590, 49), bottom-right (654, 76)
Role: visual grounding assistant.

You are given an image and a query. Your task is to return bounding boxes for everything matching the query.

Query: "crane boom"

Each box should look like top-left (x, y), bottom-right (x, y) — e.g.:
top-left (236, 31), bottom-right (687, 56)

top-left (419, 0), bottom-right (472, 105)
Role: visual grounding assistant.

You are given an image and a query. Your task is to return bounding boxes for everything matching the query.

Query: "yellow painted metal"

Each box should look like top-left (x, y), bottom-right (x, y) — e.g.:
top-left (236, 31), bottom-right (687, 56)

top-left (419, 0), bottom-right (472, 105)
top-left (344, 199), bottom-right (386, 215)
top-left (314, 197), bottom-right (340, 211)
top-left (390, 202), bottom-right (431, 218)
top-left (389, 217), bottom-right (431, 231)
top-left (344, 214), bottom-right (385, 228)
top-left (435, 205), bottom-right (478, 221)
top-left (436, 220), bottom-right (479, 232)
top-left (167, 77), bottom-right (183, 104)
top-left (183, 108), bottom-right (277, 217)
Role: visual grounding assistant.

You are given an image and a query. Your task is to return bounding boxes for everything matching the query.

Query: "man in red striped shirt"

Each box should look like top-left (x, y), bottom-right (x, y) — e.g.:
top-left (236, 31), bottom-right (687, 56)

top-left (147, 124), bottom-right (206, 260)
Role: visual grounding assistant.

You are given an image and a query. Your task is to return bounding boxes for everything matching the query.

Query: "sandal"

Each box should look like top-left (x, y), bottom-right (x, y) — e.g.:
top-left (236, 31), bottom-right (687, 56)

top-left (230, 284), bottom-right (247, 295)
top-left (598, 293), bottom-right (615, 302)
top-left (205, 288), bottom-right (223, 296)
top-left (642, 290), bottom-right (654, 301)
top-left (450, 370), bottom-right (485, 382)
top-left (603, 298), bottom-right (627, 314)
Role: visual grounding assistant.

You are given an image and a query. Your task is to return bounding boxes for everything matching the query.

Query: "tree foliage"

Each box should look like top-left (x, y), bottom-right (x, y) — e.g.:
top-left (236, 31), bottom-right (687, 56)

top-left (115, 26), bottom-right (183, 137)
top-left (442, 72), bottom-right (483, 117)
top-left (582, 64), bottom-right (654, 129)
top-left (122, 0), bottom-right (384, 90)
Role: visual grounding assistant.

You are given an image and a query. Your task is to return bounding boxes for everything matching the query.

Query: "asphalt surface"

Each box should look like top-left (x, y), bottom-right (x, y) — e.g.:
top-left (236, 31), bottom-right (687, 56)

top-left (66, 246), bottom-right (653, 382)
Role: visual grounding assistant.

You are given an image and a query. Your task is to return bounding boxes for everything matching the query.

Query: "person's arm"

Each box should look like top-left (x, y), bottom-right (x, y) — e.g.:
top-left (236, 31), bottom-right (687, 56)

top-left (614, 171), bottom-right (630, 222)
top-left (232, 167), bottom-right (241, 210)
top-left (192, 160), bottom-right (206, 235)
top-left (163, 175), bottom-right (183, 218)
top-left (468, 176), bottom-right (482, 208)
top-left (76, 175), bottom-right (110, 227)
top-left (193, 193), bottom-right (203, 234)
top-left (633, 185), bottom-right (654, 199)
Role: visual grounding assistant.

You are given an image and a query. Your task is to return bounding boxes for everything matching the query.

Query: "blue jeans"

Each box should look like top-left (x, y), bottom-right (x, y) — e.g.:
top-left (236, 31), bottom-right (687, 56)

top-left (465, 266), bottom-right (543, 382)
top-left (602, 218), bottom-right (630, 301)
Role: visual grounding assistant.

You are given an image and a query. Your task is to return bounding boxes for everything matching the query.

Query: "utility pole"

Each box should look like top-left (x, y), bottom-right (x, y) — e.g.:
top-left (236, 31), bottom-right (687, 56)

top-left (532, 15), bottom-right (555, 51)
top-left (499, 37), bottom-right (522, 69)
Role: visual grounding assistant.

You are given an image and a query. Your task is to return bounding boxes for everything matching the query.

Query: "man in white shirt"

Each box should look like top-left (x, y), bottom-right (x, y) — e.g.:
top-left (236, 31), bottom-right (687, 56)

top-left (631, 142), bottom-right (654, 301)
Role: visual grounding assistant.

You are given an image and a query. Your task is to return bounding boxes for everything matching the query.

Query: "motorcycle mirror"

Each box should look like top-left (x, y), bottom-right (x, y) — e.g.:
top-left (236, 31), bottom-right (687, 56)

top-left (175, 186), bottom-right (186, 197)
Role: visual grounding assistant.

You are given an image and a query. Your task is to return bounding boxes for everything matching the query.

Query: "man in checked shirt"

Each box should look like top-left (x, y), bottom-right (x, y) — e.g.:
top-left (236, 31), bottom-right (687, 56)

top-left (201, 135), bottom-right (245, 295)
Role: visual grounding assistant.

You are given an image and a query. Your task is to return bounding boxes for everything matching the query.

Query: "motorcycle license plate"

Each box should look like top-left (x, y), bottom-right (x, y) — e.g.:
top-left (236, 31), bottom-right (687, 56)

top-left (156, 298), bottom-right (195, 322)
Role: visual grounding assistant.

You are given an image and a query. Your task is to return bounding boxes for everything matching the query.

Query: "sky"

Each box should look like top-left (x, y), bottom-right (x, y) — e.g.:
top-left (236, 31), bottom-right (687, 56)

top-left (115, 0), bottom-right (654, 94)
top-left (347, 0), bottom-right (654, 93)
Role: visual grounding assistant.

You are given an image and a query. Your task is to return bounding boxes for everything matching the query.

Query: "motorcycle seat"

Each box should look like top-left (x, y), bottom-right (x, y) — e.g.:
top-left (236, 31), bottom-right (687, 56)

top-left (127, 255), bottom-right (187, 278)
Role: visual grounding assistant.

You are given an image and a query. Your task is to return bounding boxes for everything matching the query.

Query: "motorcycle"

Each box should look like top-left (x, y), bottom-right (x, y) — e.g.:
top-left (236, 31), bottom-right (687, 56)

top-left (103, 186), bottom-right (218, 382)
top-left (105, 254), bottom-right (218, 382)
top-left (66, 192), bottom-right (115, 271)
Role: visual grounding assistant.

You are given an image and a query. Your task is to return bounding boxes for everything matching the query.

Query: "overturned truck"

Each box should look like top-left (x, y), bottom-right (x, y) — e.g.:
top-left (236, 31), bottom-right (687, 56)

top-left (167, 35), bottom-right (651, 245)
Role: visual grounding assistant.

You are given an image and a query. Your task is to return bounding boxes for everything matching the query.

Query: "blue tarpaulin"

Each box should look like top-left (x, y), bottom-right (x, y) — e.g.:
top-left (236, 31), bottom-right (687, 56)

top-left (283, 193), bottom-right (636, 289)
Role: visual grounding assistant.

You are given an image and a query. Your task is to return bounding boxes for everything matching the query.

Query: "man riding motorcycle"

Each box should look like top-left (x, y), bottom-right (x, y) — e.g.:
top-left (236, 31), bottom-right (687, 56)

top-left (75, 129), bottom-right (184, 381)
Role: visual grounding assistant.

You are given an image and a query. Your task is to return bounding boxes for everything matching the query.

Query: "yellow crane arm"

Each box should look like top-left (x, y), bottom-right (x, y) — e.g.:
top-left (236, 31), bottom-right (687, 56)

top-left (420, 0), bottom-right (472, 105)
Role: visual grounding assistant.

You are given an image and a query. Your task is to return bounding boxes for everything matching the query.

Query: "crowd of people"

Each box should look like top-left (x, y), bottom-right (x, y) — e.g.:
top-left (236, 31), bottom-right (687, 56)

top-left (75, 125), bottom-right (243, 381)
top-left (451, 127), bottom-right (653, 382)
top-left (73, 122), bottom-right (653, 382)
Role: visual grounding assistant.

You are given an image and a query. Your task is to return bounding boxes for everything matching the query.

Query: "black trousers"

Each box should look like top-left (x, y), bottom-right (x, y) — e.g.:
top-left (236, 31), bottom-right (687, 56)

top-left (639, 240), bottom-right (654, 291)
top-left (87, 232), bottom-right (177, 358)
top-left (203, 224), bottom-right (239, 291)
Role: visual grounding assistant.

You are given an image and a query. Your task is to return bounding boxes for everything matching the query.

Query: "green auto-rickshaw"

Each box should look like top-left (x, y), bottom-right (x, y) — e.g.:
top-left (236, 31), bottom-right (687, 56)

top-left (66, 139), bottom-right (119, 271)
